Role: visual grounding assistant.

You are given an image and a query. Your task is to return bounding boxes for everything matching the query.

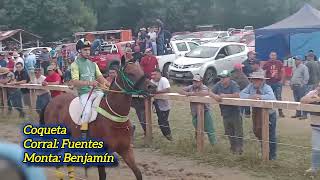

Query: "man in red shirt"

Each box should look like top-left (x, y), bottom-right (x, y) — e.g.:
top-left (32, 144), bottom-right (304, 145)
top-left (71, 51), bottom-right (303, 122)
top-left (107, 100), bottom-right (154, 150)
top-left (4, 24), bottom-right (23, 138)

top-left (140, 48), bottom-right (159, 79)
top-left (42, 65), bottom-right (62, 97)
top-left (6, 52), bottom-right (15, 72)
top-left (263, 51), bottom-right (285, 117)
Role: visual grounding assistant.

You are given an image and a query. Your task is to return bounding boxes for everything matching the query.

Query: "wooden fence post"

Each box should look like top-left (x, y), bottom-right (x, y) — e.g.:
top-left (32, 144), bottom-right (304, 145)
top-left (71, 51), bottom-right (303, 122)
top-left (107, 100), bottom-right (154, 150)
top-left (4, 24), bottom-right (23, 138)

top-left (30, 89), bottom-right (37, 110)
top-left (2, 87), bottom-right (8, 113)
top-left (144, 97), bottom-right (152, 145)
top-left (261, 108), bottom-right (270, 161)
top-left (196, 103), bottom-right (205, 153)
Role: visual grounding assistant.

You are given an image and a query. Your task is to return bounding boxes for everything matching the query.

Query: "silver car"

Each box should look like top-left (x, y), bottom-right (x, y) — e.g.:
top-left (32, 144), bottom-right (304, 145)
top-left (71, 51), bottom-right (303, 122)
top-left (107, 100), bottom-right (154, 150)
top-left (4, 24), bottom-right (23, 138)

top-left (169, 42), bottom-right (249, 85)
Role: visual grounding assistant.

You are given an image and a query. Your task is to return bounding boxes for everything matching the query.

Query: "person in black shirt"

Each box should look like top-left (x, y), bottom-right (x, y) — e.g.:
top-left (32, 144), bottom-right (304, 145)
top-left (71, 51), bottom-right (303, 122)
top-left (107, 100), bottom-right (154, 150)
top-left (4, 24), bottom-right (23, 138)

top-left (5, 62), bottom-right (29, 118)
top-left (13, 62), bottom-right (31, 109)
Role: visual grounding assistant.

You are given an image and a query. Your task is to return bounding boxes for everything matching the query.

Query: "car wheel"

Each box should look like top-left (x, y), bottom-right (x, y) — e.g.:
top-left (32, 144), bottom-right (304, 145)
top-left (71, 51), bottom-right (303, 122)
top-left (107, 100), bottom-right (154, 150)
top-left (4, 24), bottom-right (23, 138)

top-left (203, 68), bottom-right (217, 86)
top-left (162, 63), bottom-right (170, 78)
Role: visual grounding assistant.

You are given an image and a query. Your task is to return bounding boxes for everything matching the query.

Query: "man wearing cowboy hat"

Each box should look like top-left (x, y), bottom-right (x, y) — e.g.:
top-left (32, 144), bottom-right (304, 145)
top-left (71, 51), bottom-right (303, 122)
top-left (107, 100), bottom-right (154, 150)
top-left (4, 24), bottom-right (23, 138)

top-left (0, 67), bottom-right (14, 84)
top-left (0, 67), bottom-right (26, 118)
top-left (240, 71), bottom-right (278, 160)
top-left (179, 74), bottom-right (219, 145)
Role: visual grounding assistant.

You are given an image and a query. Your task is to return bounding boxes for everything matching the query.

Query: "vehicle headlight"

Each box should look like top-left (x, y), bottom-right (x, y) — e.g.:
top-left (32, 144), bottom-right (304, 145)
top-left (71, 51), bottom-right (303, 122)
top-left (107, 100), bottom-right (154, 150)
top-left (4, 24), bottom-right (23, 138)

top-left (189, 63), bottom-right (204, 68)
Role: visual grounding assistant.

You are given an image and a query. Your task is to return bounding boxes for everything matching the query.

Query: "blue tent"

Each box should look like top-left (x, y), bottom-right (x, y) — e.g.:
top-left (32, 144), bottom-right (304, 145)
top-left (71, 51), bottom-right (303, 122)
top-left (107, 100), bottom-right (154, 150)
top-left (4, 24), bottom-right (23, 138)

top-left (255, 4), bottom-right (320, 60)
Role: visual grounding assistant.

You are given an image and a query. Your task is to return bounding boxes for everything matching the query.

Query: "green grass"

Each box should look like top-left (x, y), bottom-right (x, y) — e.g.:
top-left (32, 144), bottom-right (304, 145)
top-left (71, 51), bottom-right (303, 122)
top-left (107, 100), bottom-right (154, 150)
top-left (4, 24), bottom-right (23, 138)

top-left (128, 85), bottom-right (315, 180)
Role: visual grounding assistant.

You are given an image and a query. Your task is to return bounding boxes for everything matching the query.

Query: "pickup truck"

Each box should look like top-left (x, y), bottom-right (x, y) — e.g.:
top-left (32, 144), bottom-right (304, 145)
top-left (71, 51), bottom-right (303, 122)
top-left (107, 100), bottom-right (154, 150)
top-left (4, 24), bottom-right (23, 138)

top-left (91, 41), bottom-right (134, 73)
top-left (157, 40), bottom-right (199, 78)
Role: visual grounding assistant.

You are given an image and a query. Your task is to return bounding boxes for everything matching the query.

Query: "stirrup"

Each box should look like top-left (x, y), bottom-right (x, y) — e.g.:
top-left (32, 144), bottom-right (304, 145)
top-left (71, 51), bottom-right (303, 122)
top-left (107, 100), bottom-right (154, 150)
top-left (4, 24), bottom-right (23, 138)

top-left (80, 123), bottom-right (88, 139)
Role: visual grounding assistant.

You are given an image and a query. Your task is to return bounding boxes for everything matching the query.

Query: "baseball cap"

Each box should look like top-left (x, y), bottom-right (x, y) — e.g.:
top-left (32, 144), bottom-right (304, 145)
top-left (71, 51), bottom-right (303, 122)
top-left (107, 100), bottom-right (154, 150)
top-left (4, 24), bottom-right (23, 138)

top-left (145, 48), bottom-right (152, 53)
top-left (192, 74), bottom-right (202, 82)
top-left (47, 65), bottom-right (54, 71)
top-left (218, 70), bottom-right (231, 78)
top-left (293, 55), bottom-right (304, 61)
top-left (234, 63), bottom-right (244, 70)
top-left (247, 51), bottom-right (257, 55)
top-left (153, 68), bottom-right (161, 73)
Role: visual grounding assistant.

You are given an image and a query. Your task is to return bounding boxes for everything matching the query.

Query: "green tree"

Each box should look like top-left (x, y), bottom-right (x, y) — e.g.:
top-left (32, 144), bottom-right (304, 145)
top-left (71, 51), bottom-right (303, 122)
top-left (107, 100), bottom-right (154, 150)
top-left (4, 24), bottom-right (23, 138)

top-left (1, 0), bottom-right (96, 41)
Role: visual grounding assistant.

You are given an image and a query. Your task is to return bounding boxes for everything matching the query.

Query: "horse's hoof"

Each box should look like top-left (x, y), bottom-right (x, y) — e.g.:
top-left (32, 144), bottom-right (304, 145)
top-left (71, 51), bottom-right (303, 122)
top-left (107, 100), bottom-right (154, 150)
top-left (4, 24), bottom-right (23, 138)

top-left (305, 168), bottom-right (316, 179)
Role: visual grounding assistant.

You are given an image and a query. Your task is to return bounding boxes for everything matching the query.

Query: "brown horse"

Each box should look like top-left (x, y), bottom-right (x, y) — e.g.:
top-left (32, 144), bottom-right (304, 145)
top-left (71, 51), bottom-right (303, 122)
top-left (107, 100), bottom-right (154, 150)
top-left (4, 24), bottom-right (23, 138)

top-left (43, 58), bottom-right (157, 180)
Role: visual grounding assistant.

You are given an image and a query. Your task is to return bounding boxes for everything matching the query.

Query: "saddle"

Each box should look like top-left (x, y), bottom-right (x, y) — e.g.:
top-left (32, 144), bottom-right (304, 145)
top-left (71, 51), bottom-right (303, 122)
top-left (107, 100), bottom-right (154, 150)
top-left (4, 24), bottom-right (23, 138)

top-left (68, 96), bottom-right (102, 125)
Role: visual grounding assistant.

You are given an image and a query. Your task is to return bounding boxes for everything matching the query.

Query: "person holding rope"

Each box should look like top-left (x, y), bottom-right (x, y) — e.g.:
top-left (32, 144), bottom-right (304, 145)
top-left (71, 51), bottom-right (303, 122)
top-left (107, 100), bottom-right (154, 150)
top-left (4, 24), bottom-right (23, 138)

top-left (70, 39), bottom-right (110, 132)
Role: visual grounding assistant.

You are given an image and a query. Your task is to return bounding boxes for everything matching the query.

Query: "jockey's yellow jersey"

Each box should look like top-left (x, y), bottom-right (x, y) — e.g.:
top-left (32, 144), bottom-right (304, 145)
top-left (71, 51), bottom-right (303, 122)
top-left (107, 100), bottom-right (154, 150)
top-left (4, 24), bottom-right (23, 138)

top-left (71, 57), bottom-right (102, 95)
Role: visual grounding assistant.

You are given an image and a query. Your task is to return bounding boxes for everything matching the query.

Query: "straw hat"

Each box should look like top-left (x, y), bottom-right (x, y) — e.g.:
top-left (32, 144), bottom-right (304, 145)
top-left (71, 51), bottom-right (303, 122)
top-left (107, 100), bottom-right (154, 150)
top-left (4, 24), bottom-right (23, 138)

top-left (0, 67), bottom-right (10, 75)
top-left (248, 71), bottom-right (269, 80)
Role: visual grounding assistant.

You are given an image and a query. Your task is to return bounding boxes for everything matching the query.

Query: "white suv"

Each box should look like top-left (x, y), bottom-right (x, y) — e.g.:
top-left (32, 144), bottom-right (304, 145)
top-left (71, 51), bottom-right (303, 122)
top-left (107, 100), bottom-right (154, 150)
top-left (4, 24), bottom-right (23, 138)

top-left (169, 42), bottom-right (248, 85)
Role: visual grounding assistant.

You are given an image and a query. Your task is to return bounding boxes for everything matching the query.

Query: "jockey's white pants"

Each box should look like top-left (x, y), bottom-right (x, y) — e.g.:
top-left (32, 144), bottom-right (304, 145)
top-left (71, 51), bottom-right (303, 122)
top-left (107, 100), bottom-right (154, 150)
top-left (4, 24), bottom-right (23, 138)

top-left (79, 91), bottom-right (104, 123)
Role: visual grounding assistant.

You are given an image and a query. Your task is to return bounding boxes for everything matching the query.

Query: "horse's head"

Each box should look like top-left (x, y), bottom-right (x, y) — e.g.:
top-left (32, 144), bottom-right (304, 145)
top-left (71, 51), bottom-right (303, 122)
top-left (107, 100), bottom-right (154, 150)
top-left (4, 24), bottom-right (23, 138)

top-left (115, 57), bottom-right (157, 95)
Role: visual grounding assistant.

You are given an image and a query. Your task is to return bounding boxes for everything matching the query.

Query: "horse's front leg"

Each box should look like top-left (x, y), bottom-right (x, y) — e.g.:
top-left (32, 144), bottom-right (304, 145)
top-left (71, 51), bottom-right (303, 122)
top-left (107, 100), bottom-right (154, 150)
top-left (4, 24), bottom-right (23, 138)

top-left (67, 166), bottom-right (75, 180)
top-left (120, 148), bottom-right (142, 180)
top-left (98, 167), bottom-right (106, 180)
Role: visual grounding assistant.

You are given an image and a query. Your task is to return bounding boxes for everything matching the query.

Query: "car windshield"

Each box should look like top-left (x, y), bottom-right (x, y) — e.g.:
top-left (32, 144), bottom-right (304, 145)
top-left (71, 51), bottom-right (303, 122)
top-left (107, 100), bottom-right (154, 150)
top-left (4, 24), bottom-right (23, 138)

top-left (20, 49), bottom-right (29, 55)
top-left (185, 46), bottom-right (219, 58)
top-left (225, 36), bottom-right (242, 42)
top-left (202, 32), bottom-right (219, 38)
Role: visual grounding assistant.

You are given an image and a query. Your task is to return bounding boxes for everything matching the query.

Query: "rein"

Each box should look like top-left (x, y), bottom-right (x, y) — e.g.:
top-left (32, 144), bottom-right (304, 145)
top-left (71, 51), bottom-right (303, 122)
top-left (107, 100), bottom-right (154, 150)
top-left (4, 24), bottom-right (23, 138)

top-left (95, 62), bottom-right (150, 122)
top-left (98, 63), bottom-right (149, 96)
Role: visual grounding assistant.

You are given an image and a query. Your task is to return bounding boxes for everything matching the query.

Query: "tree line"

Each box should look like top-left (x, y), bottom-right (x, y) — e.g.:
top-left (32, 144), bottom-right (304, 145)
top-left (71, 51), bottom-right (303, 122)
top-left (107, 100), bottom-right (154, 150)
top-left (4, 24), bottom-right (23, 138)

top-left (0, 0), bottom-right (319, 41)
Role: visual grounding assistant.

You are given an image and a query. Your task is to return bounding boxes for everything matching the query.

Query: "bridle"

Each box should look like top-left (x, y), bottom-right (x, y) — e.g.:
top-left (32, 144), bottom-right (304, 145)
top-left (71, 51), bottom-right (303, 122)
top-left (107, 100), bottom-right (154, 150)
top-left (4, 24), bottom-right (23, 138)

top-left (110, 62), bottom-right (149, 97)
top-left (100, 62), bottom-right (150, 120)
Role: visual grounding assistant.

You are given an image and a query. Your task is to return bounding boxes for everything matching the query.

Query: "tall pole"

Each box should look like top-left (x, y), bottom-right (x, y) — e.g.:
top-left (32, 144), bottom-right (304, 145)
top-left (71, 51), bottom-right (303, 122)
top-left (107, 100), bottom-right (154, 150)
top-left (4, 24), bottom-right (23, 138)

top-left (19, 31), bottom-right (23, 50)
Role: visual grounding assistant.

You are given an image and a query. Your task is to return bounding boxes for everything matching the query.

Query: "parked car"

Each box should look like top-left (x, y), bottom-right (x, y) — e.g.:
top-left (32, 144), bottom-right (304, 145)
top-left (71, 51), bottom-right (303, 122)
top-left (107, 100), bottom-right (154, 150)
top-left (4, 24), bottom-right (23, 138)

top-left (229, 29), bottom-right (244, 35)
top-left (157, 40), bottom-right (200, 78)
top-left (219, 33), bottom-right (255, 46)
top-left (244, 26), bottom-right (254, 31)
top-left (197, 31), bottom-right (230, 43)
top-left (90, 42), bottom-right (125, 73)
top-left (169, 42), bottom-right (249, 85)
top-left (20, 47), bottom-right (52, 60)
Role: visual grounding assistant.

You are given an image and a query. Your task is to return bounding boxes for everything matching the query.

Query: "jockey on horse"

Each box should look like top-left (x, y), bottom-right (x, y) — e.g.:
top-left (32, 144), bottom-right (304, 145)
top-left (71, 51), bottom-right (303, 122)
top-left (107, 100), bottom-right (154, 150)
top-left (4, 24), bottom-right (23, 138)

top-left (70, 38), bottom-right (110, 136)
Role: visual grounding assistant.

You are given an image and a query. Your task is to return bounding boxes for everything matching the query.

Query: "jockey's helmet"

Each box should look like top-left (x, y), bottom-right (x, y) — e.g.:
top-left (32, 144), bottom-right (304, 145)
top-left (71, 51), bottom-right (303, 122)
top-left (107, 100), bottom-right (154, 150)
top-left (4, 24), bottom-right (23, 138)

top-left (76, 38), bottom-right (91, 53)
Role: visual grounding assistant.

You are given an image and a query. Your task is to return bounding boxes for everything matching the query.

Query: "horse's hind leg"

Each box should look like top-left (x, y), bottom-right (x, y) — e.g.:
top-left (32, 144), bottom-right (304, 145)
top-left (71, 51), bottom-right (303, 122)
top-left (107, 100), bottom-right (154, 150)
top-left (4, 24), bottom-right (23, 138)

top-left (120, 148), bottom-right (142, 180)
top-left (98, 167), bottom-right (106, 180)
top-left (55, 167), bottom-right (64, 180)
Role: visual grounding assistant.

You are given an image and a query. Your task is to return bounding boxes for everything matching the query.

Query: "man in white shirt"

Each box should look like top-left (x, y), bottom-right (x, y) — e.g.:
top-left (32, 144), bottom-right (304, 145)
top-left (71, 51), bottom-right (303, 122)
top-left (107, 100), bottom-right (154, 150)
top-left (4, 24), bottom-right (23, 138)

top-left (13, 52), bottom-right (24, 72)
top-left (31, 68), bottom-right (51, 124)
top-left (150, 68), bottom-right (172, 140)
